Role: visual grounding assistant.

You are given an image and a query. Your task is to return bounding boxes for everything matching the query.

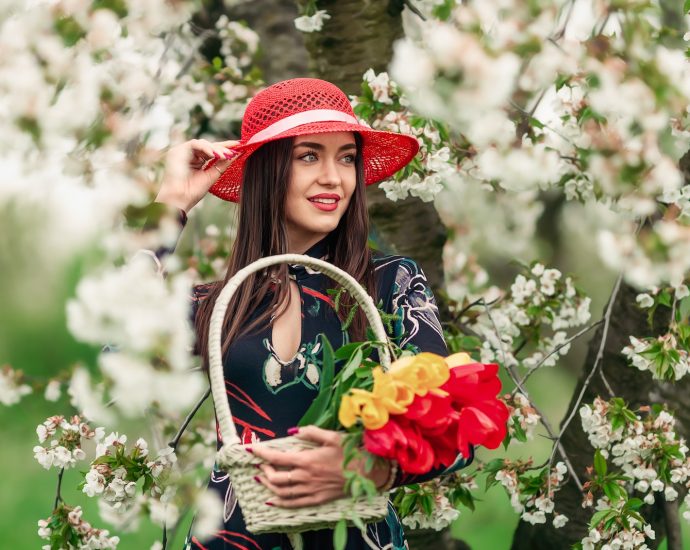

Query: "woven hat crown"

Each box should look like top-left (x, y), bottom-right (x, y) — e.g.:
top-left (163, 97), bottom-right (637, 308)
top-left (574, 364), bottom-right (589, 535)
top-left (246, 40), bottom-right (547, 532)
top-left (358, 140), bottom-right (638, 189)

top-left (241, 78), bottom-right (354, 141)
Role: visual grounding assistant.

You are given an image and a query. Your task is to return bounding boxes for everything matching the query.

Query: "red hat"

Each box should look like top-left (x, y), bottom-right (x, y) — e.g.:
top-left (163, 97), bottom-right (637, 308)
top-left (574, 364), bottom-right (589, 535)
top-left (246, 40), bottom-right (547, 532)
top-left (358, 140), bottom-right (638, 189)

top-left (210, 78), bottom-right (420, 203)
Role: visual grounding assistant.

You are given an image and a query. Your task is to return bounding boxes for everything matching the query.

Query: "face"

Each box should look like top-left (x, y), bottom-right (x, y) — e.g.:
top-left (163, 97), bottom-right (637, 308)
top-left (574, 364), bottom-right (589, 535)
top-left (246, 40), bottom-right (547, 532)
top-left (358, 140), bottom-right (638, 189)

top-left (284, 132), bottom-right (358, 252)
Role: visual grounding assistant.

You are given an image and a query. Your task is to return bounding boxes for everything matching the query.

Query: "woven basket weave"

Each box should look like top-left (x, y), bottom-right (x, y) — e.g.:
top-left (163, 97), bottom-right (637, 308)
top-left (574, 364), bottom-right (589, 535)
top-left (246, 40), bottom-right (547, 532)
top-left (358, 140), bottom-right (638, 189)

top-left (208, 254), bottom-right (393, 534)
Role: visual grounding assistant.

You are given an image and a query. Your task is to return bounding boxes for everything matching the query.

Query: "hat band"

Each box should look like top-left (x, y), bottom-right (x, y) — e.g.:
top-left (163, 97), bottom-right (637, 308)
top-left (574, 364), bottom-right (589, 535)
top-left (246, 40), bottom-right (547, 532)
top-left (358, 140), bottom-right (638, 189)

top-left (247, 109), bottom-right (360, 144)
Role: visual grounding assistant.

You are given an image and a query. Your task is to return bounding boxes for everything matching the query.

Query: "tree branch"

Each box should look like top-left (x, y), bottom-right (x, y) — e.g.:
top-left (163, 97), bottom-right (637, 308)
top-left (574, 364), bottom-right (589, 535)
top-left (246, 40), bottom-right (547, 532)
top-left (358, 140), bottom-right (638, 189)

top-left (483, 302), bottom-right (584, 493)
top-left (546, 272), bottom-right (624, 490)
top-left (514, 319), bottom-right (604, 391)
top-left (168, 387), bottom-right (211, 451)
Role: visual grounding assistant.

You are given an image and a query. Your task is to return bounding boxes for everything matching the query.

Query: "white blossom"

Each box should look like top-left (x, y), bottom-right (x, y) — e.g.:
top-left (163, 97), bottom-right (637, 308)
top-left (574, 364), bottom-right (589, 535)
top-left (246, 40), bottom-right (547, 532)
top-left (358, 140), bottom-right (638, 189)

top-left (294, 10), bottom-right (331, 33)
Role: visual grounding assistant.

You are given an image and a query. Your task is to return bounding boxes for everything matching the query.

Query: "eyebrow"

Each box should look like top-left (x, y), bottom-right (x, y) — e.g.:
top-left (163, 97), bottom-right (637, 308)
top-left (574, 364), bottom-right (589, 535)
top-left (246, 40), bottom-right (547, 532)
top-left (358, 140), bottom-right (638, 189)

top-left (293, 141), bottom-right (357, 151)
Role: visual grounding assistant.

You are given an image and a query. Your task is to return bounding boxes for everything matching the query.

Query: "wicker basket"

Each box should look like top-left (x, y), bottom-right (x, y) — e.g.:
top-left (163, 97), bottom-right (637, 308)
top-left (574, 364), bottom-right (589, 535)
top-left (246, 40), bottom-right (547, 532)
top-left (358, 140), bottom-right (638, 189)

top-left (208, 254), bottom-right (393, 535)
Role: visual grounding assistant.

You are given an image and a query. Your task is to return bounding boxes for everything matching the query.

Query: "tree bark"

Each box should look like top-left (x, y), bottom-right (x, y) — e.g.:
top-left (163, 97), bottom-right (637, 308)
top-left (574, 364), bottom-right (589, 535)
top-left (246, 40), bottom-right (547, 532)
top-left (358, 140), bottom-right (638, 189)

top-left (193, 0), bottom-right (308, 82)
top-left (510, 281), bottom-right (687, 549)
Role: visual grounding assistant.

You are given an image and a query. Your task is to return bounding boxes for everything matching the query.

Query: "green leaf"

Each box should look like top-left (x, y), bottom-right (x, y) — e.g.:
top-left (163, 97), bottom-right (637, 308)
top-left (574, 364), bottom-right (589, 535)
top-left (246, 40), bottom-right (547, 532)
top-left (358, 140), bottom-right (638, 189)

top-left (333, 519), bottom-right (347, 550)
top-left (421, 494), bottom-right (434, 516)
top-left (335, 342), bottom-right (364, 360)
top-left (593, 450), bottom-right (607, 477)
top-left (350, 514), bottom-right (365, 531)
top-left (625, 498), bottom-right (643, 511)
top-left (589, 509), bottom-right (612, 528)
top-left (298, 334), bottom-right (335, 426)
top-left (340, 349), bottom-right (364, 381)
top-left (602, 482), bottom-right (620, 503)
top-left (511, 418), bottom-right (528, 442)
top-left (398, 493), bottom-right (417, 516)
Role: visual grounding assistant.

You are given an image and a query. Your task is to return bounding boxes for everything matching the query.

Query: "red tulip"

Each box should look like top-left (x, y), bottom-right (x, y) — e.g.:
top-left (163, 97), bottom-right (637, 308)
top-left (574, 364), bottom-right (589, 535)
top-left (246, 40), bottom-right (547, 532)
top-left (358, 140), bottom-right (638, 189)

top-left (363, 416), bottom-right (435, 474)
top-left (441, 360), bottom-right (509, 455)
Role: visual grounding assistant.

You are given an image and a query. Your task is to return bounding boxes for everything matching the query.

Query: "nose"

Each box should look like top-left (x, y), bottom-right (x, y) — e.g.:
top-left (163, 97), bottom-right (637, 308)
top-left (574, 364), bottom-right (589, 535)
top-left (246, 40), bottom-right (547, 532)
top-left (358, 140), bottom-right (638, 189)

top-left (317, 156), bottom-right (342, 187)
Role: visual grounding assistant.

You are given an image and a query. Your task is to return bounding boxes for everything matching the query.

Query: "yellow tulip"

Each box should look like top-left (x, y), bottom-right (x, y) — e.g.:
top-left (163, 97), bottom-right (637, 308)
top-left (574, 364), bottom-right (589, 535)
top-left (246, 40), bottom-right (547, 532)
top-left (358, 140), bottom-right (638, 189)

top-left (388, 352), bottom-right (449, 395)
top-left (371, 367), bottom-right (412, 414)
top-left (338, 388), bottom-right (390, 430)
top-left (444, 352), bottom-right (473, 367)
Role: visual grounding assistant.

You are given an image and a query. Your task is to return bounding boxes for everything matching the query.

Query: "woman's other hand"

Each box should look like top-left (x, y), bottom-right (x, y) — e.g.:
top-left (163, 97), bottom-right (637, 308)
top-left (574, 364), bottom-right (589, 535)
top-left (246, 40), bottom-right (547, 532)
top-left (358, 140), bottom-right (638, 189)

top-left (155, 139), bottom-right (239, 213)
top-left (250, 425), bottom-right (391, 508)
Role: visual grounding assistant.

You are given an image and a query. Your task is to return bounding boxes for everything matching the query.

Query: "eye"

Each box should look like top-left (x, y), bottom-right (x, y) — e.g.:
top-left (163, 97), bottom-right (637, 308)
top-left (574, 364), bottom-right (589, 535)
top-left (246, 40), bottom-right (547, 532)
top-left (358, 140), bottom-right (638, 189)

top-left (341, 154), bottom-right (356, 164)
top-left (298, 150), bottom-right (318, 162)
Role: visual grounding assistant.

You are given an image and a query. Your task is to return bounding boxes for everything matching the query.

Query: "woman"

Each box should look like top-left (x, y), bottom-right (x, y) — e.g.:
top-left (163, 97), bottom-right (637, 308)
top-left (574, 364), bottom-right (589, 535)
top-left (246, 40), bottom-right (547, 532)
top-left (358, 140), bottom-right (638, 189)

top-left (156, 78), bottom-right (471, 549)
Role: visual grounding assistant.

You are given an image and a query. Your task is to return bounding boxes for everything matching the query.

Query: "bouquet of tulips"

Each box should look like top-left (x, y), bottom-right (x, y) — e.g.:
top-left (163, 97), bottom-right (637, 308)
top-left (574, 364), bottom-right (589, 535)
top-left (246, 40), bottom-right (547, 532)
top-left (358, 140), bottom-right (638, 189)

top-left (298, 337), bottom-right (509, 476)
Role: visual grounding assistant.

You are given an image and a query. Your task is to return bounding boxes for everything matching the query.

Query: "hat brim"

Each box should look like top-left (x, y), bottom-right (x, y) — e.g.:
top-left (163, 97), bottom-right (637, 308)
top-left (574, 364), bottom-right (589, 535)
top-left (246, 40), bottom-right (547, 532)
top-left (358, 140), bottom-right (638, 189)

top-left (209, 121), bottom-right (420, 203)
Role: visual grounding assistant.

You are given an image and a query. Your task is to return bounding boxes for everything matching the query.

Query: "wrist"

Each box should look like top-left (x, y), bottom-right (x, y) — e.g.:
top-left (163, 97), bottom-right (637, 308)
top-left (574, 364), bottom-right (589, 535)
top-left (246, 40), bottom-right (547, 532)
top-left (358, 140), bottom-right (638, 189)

top-left (155, 187), bottom-right (191, 213)
top-left (375, 460), bottom-right (397, 492)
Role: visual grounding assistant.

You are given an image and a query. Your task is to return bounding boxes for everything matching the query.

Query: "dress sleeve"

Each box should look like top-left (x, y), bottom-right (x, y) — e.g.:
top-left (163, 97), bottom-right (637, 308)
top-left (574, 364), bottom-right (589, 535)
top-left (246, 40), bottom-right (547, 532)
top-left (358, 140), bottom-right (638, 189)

top-left (385, 257), bottom-right (474, 488)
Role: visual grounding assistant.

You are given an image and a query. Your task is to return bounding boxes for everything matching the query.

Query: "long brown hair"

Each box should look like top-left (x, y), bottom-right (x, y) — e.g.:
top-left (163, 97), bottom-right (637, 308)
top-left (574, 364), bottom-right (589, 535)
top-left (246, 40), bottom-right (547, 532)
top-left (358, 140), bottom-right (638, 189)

top-left (194, 133), bottom-right (376, 365)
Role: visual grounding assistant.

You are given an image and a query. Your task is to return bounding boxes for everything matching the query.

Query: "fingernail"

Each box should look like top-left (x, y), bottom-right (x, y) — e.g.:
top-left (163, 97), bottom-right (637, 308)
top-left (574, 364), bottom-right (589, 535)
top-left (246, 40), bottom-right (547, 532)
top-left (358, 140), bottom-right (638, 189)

top-left (253, 476), bottom-right (261, 484)
top-left (287, 427), bottom-right (299, 436)
top-left (213, 152), bottom-right (220, 159)
top-left (246, 447), bottom-right (253, 453)
top-left (253, 464), bottom-right (261, 469)
top-left (265, 502), bottom-right (274, 507)
top-left (224, 152), bottom-right (236, 159)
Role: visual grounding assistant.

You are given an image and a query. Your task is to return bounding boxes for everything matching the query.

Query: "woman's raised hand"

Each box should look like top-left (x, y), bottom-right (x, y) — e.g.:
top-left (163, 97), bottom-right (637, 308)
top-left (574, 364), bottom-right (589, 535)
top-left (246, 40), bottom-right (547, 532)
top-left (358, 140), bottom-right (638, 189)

top-left (250, 426), bottom-right (391, 508)
top-left (155, 139), bottom-right (240, 213)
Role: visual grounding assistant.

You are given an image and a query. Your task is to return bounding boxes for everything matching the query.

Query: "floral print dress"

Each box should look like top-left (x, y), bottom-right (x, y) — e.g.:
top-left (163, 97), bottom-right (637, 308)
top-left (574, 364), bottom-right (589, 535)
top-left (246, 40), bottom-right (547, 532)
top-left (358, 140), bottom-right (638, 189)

top-left (184, 236), bottom-right (471, 550)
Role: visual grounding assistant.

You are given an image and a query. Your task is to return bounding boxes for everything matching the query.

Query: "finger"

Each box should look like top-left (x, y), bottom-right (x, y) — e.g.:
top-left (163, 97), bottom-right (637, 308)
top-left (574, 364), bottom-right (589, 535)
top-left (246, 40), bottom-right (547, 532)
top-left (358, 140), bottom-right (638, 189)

top-left (249, 445), bottom-right (302, 468)
top-left (256, 475), bottom-right (312, 499)
top-left (212, 144), bottom-right (240, 161)
top-left (293, 425), bottom-right (342, 447)
top-left (259, 464), bottom-right (303, 487)
top-left (189, 139), bottom-right (219, 160)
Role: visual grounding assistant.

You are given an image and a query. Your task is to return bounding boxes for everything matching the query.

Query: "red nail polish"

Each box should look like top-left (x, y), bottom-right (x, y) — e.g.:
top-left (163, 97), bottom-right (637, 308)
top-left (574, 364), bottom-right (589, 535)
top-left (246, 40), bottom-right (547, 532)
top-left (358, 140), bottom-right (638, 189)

top-left (253, 464), bottom-right (261, 469)
top-left (213, 152), bottom-right (220, 159)
top-left (287, 427), bottom-right (299, 436)
top-left (246, 447), bottom-right (253, 453)
top-left (265, 502), bottom-right (274, 507)
top-left (224, 152), bottom-right (235, 159)
top-left (253, 476), bottom-right (261, 484)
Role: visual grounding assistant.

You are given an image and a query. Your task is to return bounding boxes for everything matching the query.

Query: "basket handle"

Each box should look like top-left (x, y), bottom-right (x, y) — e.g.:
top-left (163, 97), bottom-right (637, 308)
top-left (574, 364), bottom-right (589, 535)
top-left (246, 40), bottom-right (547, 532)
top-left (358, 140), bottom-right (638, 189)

top-left (209, 254), bottom-right (393, 446)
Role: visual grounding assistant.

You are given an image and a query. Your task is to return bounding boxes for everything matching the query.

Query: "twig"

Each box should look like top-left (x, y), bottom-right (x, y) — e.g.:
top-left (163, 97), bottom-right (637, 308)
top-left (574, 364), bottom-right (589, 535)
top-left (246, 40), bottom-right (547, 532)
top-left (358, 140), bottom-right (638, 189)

top-left (671, 295), bottom-right (678, 327)
top-left (483, 302), bottom-right (584, 493)
top-left (168, 387), bottom-right (211, 451)
top-left (402, 0), bottom-right (427, 21)
top-left (546, 271), bottom-right (624, 492)
top-left (514, 319), bottom-right (604, 390)
top-left (551, 0), bottom-right (577, 41)
top-left (54, 468), bottom-right (65, 510)
top-left (452, 296), bottom-right (501, 323)
top-left (598, 370), bottom-right (615, 397)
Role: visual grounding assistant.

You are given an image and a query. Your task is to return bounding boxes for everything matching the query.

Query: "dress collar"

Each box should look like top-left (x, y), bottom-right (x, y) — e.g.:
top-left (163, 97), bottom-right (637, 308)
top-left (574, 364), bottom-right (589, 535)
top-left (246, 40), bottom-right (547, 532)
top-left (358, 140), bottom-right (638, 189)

top-left (288, 234), bottom-right (332, 281)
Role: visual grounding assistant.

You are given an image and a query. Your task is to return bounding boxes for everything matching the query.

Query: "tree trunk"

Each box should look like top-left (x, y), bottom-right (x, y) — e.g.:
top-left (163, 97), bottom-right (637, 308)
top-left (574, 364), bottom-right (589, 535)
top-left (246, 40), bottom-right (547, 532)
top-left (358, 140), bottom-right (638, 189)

top-left (297, 0), bottom-right (450, 306)
top-left (511, 281), bottom-right (686, 549)
top-left (193, 0), bottom-right (308, 82)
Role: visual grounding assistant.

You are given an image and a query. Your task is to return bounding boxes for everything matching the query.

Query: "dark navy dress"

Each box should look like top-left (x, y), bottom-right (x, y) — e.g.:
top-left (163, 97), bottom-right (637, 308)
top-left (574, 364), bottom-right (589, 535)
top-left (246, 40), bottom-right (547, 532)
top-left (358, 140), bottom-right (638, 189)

top-left (184, 236), bottom-right (471, 550)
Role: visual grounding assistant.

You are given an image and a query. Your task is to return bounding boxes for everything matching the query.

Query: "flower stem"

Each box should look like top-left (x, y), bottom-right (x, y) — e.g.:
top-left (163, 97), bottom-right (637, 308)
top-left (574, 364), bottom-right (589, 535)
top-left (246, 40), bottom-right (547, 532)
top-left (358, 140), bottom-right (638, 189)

top-left (53, 468), bottom-right (64, 510)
